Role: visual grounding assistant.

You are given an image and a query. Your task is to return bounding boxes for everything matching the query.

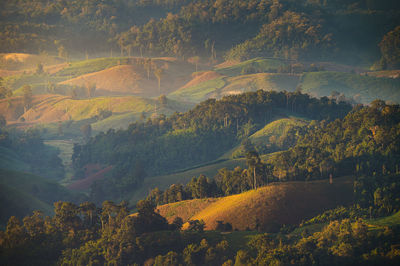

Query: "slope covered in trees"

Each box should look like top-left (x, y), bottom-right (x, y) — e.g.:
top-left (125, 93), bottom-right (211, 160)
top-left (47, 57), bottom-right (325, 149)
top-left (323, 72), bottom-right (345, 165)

top-left (1, 0), bottom-right (399, 67)
top-left (72, 90), bottom-right (352, 203)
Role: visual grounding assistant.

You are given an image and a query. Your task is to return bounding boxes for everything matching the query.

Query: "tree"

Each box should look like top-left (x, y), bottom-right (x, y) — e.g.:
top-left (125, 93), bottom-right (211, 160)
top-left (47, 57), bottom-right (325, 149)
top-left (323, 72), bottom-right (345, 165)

top-left (154, 67), bottom-right (164, 94)
top-left (85, 82), bottom-right (96, 98)
top-left (80, 123), bottom-right (92, 141)
top-left (187, 220), bottom-right (205, 232)
top-left (35, 63), bottom-right (44, 75)
top-left (22, 85), bottom-right (33, 111)
top-left (246, 151), bottom-right (261, 190)
top-left (188, 56), bottom-right (200, 72)
top-left (0, 78), bottom-right (12, 99)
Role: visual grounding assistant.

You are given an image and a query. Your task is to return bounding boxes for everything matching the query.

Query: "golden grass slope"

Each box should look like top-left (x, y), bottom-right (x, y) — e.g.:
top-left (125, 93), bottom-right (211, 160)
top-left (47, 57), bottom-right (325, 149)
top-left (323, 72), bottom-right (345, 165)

top-left (59, 65), bottom-right (148, 95)
top-left (0, 94), bottom-right (158, 123)
top-left (170, 73), bottom-right (300, 103)
top-left (157, 177), bottom-right (354, 231)
top-left (59, 58), bottom-right (194, 97)
top-left (0, 53), bottom-right (64, 71)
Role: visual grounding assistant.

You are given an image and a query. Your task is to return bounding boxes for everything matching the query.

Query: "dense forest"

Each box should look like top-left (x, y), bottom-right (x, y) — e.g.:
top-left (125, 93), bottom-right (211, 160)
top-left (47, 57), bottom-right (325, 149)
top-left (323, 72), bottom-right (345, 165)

top-left (1, 169), bottom-right (400, 265)
top-left (144, 102), bottom-right (400, 217)
top-left (72, 90), bottom-right (352, 203)
top-left (1, 0), bottom-right (400, 66)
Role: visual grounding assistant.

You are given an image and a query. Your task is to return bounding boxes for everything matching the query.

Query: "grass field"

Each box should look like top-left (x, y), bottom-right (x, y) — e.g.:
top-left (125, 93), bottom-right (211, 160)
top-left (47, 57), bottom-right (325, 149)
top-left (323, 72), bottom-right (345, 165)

top-left (300, 71), bottom-right (400, 104)
top-left (169, 73), bottom-right (299, 103)
top-left (169, 76), bottom-right (226, 102)
top-left (156, 176), bottom-right (354, 231)
top-left (367, 211), bottom-right (400, 229)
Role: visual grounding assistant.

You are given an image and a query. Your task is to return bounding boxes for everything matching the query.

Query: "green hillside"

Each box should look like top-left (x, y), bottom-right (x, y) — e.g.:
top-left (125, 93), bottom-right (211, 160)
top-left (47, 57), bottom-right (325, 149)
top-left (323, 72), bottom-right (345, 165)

top-left (0, 169), bottom-right (85, 226)
top-left (0, 184), bottom-right (52, 228)
top-left (300, 71), bottom-right (400, 103)
top-left (215, 58), bottom-right (287, 76)
top-left (230, 117), bottom-right (309, 158)
top-left (0, 146), bottom-right (30, 172)
top-left (169, 73), bottom-right (299, 103)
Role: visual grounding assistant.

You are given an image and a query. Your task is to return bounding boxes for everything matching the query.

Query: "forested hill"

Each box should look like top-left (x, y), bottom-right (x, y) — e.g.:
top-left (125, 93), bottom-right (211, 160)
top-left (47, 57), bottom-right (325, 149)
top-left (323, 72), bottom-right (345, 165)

top-left (72, 90), bottom-right (352, 203)
top-left (1, 0), bottom-right (400, 67)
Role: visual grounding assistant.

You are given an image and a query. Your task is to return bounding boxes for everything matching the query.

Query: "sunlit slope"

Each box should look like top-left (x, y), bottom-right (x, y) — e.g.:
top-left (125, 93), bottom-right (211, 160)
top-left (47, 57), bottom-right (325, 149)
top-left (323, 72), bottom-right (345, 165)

top-left (228, 117), bottom-right (309, 158)
top-left (157, 177), bottom-right (354, 231)
top-left (0, 53), bottom-right (64, 71)
top-left (300, 71), bottom-right (400, 103)
top-left (0, 94), bottom-right (186, 124)
top-left (4, 56), bottom-right (194, 97)
top-left (58, 57), bottom-right (193, 96)
top-left (169, 73), bottom-right (299, 102)
top-left (367, 211), bottom-right (400, 229)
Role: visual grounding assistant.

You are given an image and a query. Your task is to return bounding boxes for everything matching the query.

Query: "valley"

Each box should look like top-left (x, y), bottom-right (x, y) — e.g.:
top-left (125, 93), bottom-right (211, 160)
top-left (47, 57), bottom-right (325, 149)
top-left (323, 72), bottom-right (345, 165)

top-left (0, 0), bottom-right (400, 265)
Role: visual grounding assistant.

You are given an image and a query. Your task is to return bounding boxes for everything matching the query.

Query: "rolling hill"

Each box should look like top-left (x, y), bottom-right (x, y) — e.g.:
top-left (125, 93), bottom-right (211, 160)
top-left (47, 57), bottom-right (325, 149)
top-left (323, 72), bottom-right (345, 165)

top-left (1, 94), bottom-right (190, 129)
top-left (300, 71), bottom-right (400, 103)
top-left (157, 177), bottom-right (354, 231)
top-left (0, 168), bottom-right (85, 227)
top-left (229, 117), bottom-right (309, 158)
top-left (169, 73), bottom-right (300, 103)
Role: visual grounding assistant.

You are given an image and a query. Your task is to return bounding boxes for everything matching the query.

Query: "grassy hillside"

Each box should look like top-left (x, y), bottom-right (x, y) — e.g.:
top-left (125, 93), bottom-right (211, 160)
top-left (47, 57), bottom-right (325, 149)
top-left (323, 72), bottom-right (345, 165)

top-left (367, 211), bottom-right (400, 228)
top-left (0, 146), bottom-right (30, 173)
top-left (229, 117), bottom-right (309, 158)
top-left (0, 184), bottom-right (52, 228)
top-left (157, 177), bottom-right (354, 231)
top-left (300, 71), bottom-right (400, 103)
top-left (0, 169), bottom-right (85, 226)
top-left (169, 73), bottom-right (299, 103)
top-left (215, 58), bottom-right (287, 76)
top-left (3, 56), bottom-right (194, 97)
top-left (1, 94), bottom-right (188, 130)
top-left (129, 159), bottom-right (246, 204)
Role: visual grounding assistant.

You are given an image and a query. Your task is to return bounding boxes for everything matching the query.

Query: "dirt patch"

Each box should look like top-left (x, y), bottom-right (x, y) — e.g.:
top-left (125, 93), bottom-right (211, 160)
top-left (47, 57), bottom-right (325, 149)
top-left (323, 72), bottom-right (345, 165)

top-left (181, 71), bottom-right (223, 89)
top-left (0, 94), bottom-right (65, 122)
top-left (67, 165), bottom-right (113, 191)
top-left (365, 70), bottom-right (400, 79)
top-left (0, 69), bottom-right (23, 77)
top-left (215, 60), bottom-right (240, 69)
top-left (59, 64), bottom-right (148, 94)
top-left (0, 53), bottom-right (64, 70)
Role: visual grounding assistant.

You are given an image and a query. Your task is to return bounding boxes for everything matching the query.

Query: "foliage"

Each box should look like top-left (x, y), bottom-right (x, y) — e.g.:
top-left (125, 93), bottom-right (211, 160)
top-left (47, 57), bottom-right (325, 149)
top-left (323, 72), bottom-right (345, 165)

top-left (268, 101), bottom-right (400, 181)
top-left (378, 26), bottom-right (400, 70)
top-left (73, 90), bottom-right (352, 202)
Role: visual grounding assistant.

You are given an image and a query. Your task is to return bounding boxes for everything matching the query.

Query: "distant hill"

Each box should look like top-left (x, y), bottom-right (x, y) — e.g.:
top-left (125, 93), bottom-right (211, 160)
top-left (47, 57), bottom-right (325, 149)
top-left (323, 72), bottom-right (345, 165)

top-left (169, 72), bottom-right (300, 103)
top-left (157, 177), bottom-right (354, 231)
top-left (300, 71), bottom-right (400, 104)
top-left (0, 94), bottom-right (190, 130)
top-left (58, 58), bottom-right (194, 97)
